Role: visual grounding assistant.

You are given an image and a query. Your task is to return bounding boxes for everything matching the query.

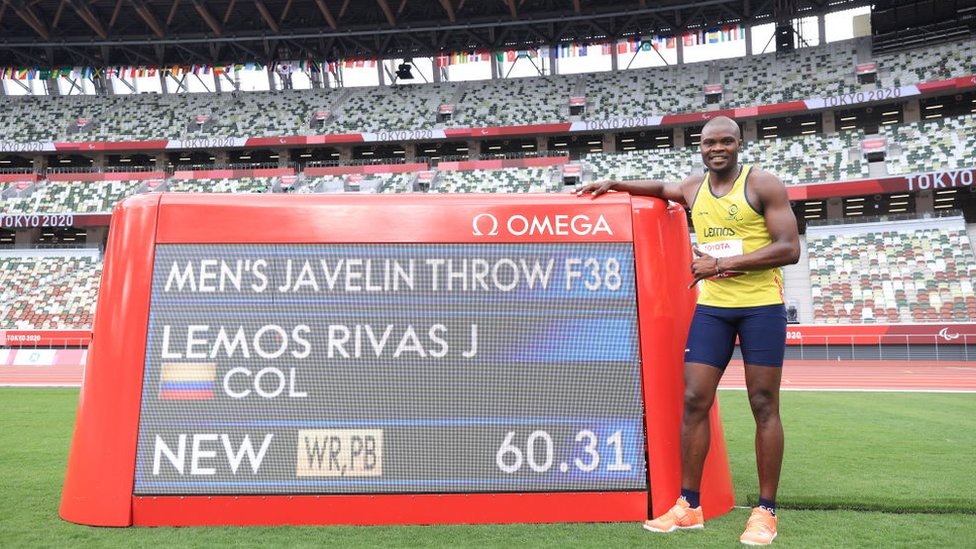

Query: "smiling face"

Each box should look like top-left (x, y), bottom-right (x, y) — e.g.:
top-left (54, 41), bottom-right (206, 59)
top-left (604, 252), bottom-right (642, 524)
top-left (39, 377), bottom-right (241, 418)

top-left (699, 117), bottom-right (742, 174)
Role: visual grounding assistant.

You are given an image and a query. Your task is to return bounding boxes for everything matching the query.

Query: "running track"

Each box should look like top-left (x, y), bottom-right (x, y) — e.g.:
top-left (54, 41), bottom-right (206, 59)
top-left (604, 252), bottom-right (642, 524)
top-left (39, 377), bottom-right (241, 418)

top-left (720, 360), bottom-right (976, 392)
top-left (2, 360), bottom-right (975, 392)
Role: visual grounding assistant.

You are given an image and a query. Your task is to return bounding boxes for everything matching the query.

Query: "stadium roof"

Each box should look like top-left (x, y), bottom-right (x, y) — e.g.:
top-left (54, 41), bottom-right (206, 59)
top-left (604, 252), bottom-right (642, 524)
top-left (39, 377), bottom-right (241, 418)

top-left (0, 0), bottom-right (883, 68)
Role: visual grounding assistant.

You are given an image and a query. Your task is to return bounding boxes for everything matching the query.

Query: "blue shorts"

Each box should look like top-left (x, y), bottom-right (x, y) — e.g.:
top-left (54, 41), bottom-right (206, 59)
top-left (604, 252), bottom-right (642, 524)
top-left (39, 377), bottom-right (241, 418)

top-left (684, 303), bottom-right (787, 369)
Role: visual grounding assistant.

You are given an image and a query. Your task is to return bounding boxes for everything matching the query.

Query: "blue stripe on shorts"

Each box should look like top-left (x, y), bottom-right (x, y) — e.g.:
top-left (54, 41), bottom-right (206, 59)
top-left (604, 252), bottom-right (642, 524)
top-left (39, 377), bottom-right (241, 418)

top-left (684, 303), bottom-right (787, 369)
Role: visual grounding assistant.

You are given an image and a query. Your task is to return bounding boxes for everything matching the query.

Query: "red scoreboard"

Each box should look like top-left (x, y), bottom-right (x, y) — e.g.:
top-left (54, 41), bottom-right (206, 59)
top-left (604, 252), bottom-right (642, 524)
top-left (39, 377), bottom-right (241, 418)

top-left (60, 192), bottom-right (733, 526)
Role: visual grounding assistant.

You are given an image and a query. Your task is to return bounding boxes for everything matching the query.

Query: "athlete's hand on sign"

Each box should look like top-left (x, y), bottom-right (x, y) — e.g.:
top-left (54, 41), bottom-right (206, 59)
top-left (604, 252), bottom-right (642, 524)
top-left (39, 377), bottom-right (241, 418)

top-left (689, 246), bottom-right (721, 288)
top-left (576, 180), bottom-right (615, 197)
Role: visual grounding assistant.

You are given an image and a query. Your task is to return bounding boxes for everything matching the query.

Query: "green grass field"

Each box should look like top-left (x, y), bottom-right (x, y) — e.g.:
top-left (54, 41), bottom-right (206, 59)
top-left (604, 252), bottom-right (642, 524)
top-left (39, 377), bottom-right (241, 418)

top-left (2, 388), bottom-right (974, 548)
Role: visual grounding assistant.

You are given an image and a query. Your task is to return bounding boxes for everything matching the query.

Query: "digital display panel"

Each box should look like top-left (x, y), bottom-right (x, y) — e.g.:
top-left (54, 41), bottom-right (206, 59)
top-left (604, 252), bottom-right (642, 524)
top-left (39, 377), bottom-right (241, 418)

top-left (134, 243), bottom-right (646, 495)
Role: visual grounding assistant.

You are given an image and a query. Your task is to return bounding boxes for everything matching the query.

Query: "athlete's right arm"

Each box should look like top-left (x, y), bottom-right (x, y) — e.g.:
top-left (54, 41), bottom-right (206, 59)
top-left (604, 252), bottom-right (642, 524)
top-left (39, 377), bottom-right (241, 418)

top-left (576, 176), bottom-right (696, 207)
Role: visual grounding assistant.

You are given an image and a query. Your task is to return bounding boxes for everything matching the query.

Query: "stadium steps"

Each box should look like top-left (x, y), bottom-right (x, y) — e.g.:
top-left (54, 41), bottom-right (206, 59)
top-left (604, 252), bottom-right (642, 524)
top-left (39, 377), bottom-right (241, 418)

top-left (784, 235), bottom-right (813, 323)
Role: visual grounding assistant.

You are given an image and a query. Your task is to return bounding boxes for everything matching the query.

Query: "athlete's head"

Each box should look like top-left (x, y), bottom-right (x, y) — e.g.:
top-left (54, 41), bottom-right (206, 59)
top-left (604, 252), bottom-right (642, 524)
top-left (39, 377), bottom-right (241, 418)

top-left (700, 116), bottom-right (742, 173)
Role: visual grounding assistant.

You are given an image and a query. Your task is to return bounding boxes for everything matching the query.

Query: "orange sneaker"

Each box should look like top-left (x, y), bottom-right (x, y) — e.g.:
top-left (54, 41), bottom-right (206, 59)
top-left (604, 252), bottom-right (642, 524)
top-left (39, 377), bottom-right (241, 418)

top-left (739, 507), bottom-right (778, 545)
top-left (642, 498), bottom-right (704, 533)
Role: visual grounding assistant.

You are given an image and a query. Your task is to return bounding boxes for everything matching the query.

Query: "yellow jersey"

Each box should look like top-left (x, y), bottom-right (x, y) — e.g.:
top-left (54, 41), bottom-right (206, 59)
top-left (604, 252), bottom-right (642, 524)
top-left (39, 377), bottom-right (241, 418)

top-left (690, 164), bottom-right (784, 307)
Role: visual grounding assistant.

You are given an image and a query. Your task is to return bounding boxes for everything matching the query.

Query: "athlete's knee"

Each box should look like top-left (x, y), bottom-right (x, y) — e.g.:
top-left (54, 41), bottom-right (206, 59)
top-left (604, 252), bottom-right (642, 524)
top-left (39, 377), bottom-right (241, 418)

top-left (684, 385), bottom-right (716, 418)
top-left (748, 389), bottom-right (780, 424)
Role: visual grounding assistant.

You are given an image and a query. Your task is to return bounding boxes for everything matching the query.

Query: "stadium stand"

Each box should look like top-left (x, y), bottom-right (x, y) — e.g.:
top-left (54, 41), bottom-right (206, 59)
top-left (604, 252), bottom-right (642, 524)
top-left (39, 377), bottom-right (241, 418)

top-left (878, 38), bottom-right (976, 87)
top-left (434, 167), bottom-right (560, 193)
top-left (0, 105), bottom-right (969, 214)
top-left (0, 250), bottom-right (101, 329)
top-left (715, 41), bottom-right (858, 108)
top-left (583, 130), bottom-right (870, 186)
top-left (883, 114), bottom-right (976, 175)
top-left (583, 66), bottom-right (701, 118)
top-left (0, 179), bottom-right (143, 213)
top-left (741, 130), bottom-right (870, 185)
top-left (806, 216), bottom-right (976, 323)
top-left (168, 177), bottom-right (273, 193)
top-left (330, 82), bottom-right (459, 133)
top-left (301, 172), bottom-right (416, 193)
top-left (296, 174), bottom-right (344, 193)
top-left (2, 37), bottom-right (975, 140)
top-left (582, 147), bottom-right (702, 182)
top-left (207, 88), bottom-right (340, 137)
top-left (454, 76), bottom-right (571, 127)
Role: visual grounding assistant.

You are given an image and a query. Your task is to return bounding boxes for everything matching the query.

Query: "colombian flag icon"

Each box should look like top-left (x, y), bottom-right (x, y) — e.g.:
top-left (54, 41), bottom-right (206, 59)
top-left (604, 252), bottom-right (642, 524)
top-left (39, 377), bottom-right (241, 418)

top-left (159, 362), bottom-right (217, 400)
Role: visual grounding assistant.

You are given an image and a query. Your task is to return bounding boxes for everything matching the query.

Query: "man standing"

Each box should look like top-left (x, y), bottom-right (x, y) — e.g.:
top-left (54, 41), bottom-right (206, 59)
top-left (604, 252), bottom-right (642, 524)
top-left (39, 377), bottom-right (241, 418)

top-left (577, 116), bottom-right (799, 546)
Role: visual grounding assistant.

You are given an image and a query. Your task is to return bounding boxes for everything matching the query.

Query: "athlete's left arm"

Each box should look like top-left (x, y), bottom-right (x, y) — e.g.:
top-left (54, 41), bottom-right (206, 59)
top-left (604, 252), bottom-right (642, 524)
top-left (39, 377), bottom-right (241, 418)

top-left (715, 171), bottom-right (800, 274)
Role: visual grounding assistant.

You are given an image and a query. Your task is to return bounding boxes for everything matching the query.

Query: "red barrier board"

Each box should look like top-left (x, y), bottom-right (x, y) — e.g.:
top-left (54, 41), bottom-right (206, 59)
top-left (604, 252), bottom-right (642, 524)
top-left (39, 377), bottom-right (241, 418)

top-left (60, 193), bottom-right (734, 527)
top-left (0, 173), bottom-right (40, 183)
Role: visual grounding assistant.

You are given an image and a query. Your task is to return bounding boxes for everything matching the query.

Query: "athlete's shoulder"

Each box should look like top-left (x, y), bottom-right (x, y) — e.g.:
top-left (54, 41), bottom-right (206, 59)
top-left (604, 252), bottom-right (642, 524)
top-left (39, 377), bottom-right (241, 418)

top-left (745, 166), bottom-right (785, 189)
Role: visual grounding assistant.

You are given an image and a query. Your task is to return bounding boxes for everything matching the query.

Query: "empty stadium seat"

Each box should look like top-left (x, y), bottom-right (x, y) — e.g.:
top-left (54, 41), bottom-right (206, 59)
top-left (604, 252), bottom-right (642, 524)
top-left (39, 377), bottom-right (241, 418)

top-left (806, 217), bottom-right (976, 323)
top-left (0, 251), bottom-right (101, 329)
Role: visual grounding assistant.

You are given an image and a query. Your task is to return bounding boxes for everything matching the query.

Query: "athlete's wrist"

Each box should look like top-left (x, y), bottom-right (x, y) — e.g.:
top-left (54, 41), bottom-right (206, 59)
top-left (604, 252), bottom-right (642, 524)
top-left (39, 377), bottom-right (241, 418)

top-left (714, 257), bottom-right (722, 276)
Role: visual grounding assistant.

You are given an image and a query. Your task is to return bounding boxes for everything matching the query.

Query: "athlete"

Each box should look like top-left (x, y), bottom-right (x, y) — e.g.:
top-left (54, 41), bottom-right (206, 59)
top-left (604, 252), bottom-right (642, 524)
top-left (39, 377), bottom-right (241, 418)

top-left (576, 116), bottom-right (800, 546)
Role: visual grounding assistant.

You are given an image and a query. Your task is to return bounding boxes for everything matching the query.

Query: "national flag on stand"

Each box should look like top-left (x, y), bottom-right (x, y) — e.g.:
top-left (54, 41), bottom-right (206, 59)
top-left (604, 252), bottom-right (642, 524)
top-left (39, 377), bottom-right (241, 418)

top-left (159, 362), bottom-right (217, 400)
top-left (684, 30), bottom-right (708, 47)
top-left (721, 25), bottom-right (745, 41)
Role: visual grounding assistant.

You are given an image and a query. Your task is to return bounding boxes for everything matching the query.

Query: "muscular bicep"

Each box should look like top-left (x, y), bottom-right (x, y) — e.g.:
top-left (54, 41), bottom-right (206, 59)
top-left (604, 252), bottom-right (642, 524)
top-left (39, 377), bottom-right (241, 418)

top-left (758, 176), bottom-right (800, 260)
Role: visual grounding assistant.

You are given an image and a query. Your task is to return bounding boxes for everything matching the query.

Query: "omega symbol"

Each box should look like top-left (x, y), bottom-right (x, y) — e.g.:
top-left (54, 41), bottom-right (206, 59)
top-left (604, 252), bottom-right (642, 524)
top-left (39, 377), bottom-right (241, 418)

top-left (472, 213), bottom-right (499, 236)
